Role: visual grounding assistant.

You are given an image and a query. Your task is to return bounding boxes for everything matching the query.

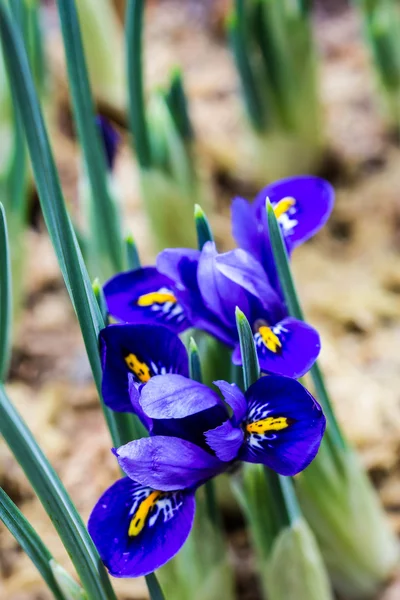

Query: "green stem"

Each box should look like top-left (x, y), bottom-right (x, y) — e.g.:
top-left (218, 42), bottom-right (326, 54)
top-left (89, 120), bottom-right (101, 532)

top-left (145, 573), bottom-right (166, 600)
top-left (266, 201), bottom-right (346, 449)
top-left (0, 384), bottom-right (116, 600)
top-left (0, 204), bottom-right (11, 382)
top-left (126, 0), bottom-right (152, 168)
top-left (0, 487), bottom-right (70, 600)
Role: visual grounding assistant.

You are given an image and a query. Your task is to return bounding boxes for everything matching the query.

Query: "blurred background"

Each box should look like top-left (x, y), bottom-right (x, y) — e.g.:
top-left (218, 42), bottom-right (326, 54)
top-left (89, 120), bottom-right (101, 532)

top-left (2, 0), bottom-right (400, 598)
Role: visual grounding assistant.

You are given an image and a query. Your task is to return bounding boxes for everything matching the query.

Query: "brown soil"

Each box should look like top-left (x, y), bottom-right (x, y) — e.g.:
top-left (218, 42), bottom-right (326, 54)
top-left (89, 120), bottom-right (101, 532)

top-left (2, 1), bottom-right (400, 599)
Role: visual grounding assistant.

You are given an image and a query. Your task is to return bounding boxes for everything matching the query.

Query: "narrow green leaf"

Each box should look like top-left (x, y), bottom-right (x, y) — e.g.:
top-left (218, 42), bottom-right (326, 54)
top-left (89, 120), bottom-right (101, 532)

top-left (0, 0), bottom-right (138, 449)
top-left (194, 204), bottom-right (213, 250)
top-left (266, 200), bottom-right (346, 449)
top-left (126, 0), bottom-right (152, 168)
top-left (0, 487), bottom-right (69, 600)
top-left (235, 307), bottom-right (260, 389)
top-left (188, 337), bottom-right (202, 383)
top-left (125, 232), bottom-right (141, 270)
top-left (51, 562), bottom-right (87, 600)
top-left (145, 573), bottom-right (165, 600)
top-left (92, 277), bottom-right (108, 323)
top-left (0, 384), bottom-right (116, 600)
top-left (165, 67), bottom-right (194, 142)
top-left (0, 204), bottom-right (11, 382)
top-left (227, 7), bottom-right (266, 132)
top-left (56, 0), bottom-right (124, 278)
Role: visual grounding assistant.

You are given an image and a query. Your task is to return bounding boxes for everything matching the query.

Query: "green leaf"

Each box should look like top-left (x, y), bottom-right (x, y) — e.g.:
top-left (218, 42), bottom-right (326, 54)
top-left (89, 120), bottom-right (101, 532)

top-left (234, 307), bottom-right (260, 389)
top-left (51, 562), bottom-right (87, 600)
top-left (0, 203), bottom-right (11, 382)
top-left (0, 0), bottom-right (138, 448)
top-left (194, 204), bottom-right (213, 250)
top-left (227, 6), bottom-right (266, 132)
top-left (0, 384), bottom-right (116, 600)
top-left (125, 232), bottom-right (141, 270)
top-left (56, 0), bottom-right (124, 279)
top-left (0, 487), bottom-right (70, 600)
top-left (92, 277), bottom-right (108, 323)
top-left (145, 573), bottom-right (166, 600)
top-left (126, 0), bottom-right (152, 168)
top-left (266, 200), bottom-right (346, 449)
top-left (188, 337), bottom-right (202, 383)
top-left (164, 67), bottom-right (194, 142)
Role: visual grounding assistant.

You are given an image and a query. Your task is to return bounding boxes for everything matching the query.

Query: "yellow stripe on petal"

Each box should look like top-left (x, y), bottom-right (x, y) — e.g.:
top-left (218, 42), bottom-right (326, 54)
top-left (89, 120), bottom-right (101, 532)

top-left (273, 197), bottom-right (296, 219)
top-left (124, 353), bottom-right (151, 382)
top-left (258, 326), bottom-right (282, 353)
top-left (246, 416), bottom-right (291, 434)
top-left (128, 491), bottom-right (162, 537)
top-left (136, 292), bottom-right (177, 307)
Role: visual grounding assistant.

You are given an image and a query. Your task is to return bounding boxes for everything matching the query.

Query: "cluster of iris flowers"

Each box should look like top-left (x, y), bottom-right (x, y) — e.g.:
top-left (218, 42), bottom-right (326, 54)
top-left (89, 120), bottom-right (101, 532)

top-left (88, 175), bottom-right (334, 578)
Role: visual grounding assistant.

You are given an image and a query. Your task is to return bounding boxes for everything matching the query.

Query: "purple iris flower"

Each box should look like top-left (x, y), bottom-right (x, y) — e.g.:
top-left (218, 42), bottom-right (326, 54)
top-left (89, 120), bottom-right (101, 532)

top-left (95, 115), bottom-right (120, 171)
top-left (232, 175), bottom-right (334, 292)
top-left (104, 266), bottom-right (191, 332)
top-left (88, 373), bottom-right (228, 578)
top-left (103, 244), bottom-right (320, 379)
top-left (99, 323), bottom-right (189, 416)
top-left (89, 367), bottom-right (325, 577)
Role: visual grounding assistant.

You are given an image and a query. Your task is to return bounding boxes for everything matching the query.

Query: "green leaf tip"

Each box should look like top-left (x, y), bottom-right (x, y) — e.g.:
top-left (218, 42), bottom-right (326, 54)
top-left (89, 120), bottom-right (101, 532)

top-left (188, 336), bottom-right (199, 354)
top-left (92, 277), bottom-right (100, 294)
top-left (194, 203), bottom-right (204, 219)
top-left (195, 204), bottom-right (213, 250)
top-left (50, 561), bottom-right (86, 600)
top-left (235, 306), bottom-right (246, 322)
top-left (125, 232), bottom-right (135, 245)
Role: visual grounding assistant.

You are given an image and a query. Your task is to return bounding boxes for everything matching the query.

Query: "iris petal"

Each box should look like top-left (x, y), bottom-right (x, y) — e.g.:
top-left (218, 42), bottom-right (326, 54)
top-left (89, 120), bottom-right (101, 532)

top-left (239, 375), bottom-right (326, 476)
top-left (156, 248), bottom-right (201, 286)
top-left (213, 380), bottom-right (247, 424)
top-left (116, 436), bottom-right (224, 491)
top-left (104, 267), bottom-right (190, 332)
top-left (139, 373), bottom-right (224, 420)
top-left (205, 420), bottom-right (244, 462)
top-left (88, 477), bottom-right (195, 577)
top-left (253, 175), bottom-right (335, 254)
top-left (231, 196), bottom-right (263, 263)
top-left (233, 317), bottom-right (321, 379)
top-left (100, 324), bottom-right (189, 414)
top-left (197, 242), bottom-right (251, 328)
top-left (215, 247), bottom-right (281, 312)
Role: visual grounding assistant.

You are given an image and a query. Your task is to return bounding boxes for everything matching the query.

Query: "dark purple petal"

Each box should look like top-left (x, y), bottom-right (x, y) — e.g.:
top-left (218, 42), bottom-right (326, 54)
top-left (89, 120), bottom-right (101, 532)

top-left (240, 375), bottom-right (326, 475)
top-left (158, 248), bottom-right (237, 346)
top-left (116, 436), bottom-right (224, 490)
top-left (88, 477), bottom-right (195, 577)
top-left (233, 317), bottom-right (320, 379)
top-left (139, 374), bottom-right (224, 420)
top-left (197, 242), bottom-right (250, 328)
top-left (253, 175), bottom-right (335, 253)
top-left (231, 196), bottom-right (263, 263)
top-left (213, 380), bottom-right (247, 424)
top-left (103, 267), bottom-right (190, 333)
top-left (156, 248), bottom-right (200, 287)
top-left (95, 115), bottom-right (120, 170)
top-left (151, 404), bottom-right (228, 452)
top-left (100, 324), bottom-right (189, 414)
top-left (128, 375), bottom-right (152, 429)
top-left (204, 420), bottom-right (244, 462)
top-left (215, 247), bottom-right (282, 313)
